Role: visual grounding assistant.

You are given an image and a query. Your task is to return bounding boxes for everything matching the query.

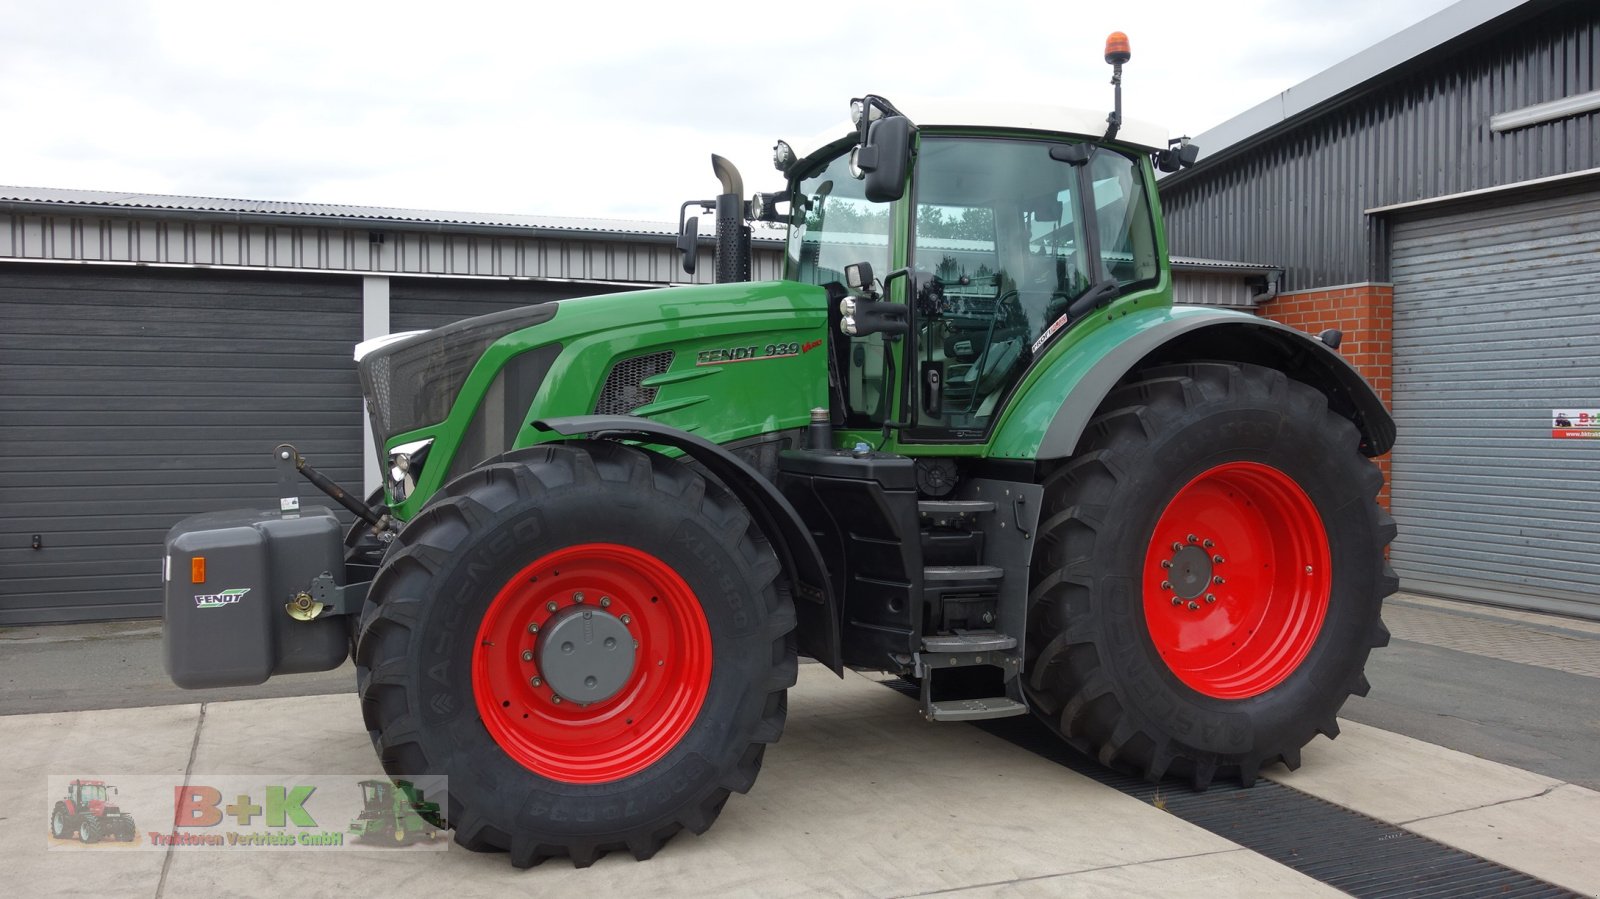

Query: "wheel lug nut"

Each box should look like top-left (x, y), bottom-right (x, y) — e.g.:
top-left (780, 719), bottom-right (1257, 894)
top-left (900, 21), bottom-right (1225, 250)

top-left (1160, 581), bottom-right (1172, 591)
top-left (573, 592), bottom-right (585, 603)
top-left (1304, 566), bottom-right (1313, 575)
top-left (527, 623), bottom-right (539, 634)
top-left (1187, 534), bottom-right (1198, 544)
top-left (1187, 601), bottom-right (1199, 611)
top-left (620, 614), bottom-right (632, 625)
top-left (600, 597), bottom-right (611, 608)
top-left (1213, 576), bottom-right (1225, 585)
top-left (1213, 555), bottom-right (1225, 564)
top-left (1161, 560), bottom-right (1173, 569)
top-left (1205, 593), bottom-right (1216, 603)
top-left (530, 676), bottom-right (542, 687)
top-left (521, 650), bottom-right (533, 661)
top-left (546, 601), bottom-right (558, 612)
top-left (1170, 596), bottom-right (1182, 606)
top-left (1172, 542), bottom-right (1182, 552)
top-left (1203, 539), bottom-right (1214, 548)
top-left (552, 695), bottom-right (563, 704)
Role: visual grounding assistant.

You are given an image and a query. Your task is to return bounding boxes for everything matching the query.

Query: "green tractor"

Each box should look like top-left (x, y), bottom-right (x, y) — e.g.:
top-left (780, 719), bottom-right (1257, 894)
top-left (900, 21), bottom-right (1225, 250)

top-left (349, 779), bottom-right (441, 845)
top-left (163, 36), bottom-right (1394, 868)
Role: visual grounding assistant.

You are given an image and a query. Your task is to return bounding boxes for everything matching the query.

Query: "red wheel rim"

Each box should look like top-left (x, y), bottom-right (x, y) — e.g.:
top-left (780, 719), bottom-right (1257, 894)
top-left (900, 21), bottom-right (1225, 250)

top-left (471, 543), bottom-right (712, 783)
top-left (1142, 462), bottom-right (1331, 699)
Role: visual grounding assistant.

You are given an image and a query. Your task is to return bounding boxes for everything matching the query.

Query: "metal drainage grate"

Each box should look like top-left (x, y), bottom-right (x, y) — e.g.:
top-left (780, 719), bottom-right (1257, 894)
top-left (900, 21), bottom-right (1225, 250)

top-left (883, 680), bottom-right (1575, 898)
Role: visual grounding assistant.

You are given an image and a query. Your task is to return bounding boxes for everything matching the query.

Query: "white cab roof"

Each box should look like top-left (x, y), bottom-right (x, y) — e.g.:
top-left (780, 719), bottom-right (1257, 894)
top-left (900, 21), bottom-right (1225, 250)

top-left (796, 98), bottom-right (1169, 162)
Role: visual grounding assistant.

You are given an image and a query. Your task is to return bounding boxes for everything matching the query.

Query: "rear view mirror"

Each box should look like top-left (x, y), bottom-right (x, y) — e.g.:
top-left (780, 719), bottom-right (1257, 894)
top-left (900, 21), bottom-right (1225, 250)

top-left (853, 115), bottom-right (913, 203)
top-left (677, 215), bottom-right (699, 275)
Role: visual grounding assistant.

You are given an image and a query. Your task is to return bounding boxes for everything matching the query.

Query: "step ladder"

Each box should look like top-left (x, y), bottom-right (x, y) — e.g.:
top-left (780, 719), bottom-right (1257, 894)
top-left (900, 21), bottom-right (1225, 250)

top-left (914, 499), bottom-right (1029, 722)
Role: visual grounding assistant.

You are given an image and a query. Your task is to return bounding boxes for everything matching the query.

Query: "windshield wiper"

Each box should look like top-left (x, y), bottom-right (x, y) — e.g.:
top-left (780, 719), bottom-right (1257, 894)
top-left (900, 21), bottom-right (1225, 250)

top-left (1066, 278), bottom-right (1120, 319)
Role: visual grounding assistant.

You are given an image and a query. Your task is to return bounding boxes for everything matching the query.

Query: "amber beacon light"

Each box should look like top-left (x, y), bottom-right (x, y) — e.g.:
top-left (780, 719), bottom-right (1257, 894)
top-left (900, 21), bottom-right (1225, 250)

top-left (1105, 31), bottom-right (1131, 65)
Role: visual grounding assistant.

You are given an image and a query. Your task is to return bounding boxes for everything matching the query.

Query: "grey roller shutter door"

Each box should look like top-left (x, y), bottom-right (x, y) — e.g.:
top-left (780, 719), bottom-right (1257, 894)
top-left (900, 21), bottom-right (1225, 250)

top-left (0, 266), bottom-right (362, 624)
top-left (1389, 186), bottom-right (1600, 617)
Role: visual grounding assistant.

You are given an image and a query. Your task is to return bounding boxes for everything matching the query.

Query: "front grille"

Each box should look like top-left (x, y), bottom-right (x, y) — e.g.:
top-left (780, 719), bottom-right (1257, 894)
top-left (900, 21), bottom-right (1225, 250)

top-left (595, 351), bottom-right (674, 415)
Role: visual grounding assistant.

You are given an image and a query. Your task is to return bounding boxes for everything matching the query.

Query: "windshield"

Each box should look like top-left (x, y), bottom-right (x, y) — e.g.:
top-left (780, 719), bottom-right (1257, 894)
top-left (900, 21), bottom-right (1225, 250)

top-left (909, 137), bottom-right (1156, 436)
top-left (785, 145), bottom-right (893, 287)
top-left (78, 784), bottom-right (107, 801)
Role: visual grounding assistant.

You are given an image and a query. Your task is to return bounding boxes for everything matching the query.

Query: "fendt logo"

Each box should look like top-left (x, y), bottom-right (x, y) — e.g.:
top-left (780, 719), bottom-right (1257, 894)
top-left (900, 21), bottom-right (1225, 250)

top-left (193, 588), bottom-right (249, 609)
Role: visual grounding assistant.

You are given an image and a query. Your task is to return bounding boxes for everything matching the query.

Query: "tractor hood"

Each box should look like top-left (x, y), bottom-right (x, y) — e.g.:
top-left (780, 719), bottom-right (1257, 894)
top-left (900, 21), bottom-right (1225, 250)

top-left (358, 280), bottom-right (832, 515)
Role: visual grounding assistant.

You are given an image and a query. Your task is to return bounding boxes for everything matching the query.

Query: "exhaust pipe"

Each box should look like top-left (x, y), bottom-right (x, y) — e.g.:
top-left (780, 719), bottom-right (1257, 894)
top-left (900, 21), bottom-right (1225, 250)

top-left (710, 155), bottom-right (751, 284)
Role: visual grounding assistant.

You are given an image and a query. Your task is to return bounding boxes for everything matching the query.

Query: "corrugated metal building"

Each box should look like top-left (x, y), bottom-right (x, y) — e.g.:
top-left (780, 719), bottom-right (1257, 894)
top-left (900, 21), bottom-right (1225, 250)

top-left (0, 190), bottom-right (789, 625)
top-left (0, 181), bottom-right (1266, 625)
top-left (1160, 0), bottom-right (1600, 618)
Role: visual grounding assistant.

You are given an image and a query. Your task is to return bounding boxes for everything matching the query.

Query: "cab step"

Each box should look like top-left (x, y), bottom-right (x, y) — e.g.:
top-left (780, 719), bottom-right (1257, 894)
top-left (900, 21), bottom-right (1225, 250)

top-left (917, 499), bottom-right (997, 517)
top-left (923, 564), bottom-right (1004, 586)
top-left (922, 631), bottom-right (1016, 653)
top-left (926, 697), bottom-right (1029, 722)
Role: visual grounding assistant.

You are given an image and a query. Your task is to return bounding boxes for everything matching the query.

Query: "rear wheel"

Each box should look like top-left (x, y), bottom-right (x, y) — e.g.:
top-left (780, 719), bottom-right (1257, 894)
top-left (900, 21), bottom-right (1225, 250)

top-left (356, 441), bottom-right (796, 867)
top-left (1025, 362), bottom-right (1395, 787)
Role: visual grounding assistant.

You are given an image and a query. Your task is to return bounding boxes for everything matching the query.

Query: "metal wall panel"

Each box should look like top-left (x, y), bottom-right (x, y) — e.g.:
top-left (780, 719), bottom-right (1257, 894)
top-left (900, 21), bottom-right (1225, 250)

top-left (1388, 186), bottom-right (1600, 615)
top-left (1171, 271), bottom-right (1265, 308)
top-left (0, 212), bottom-right (785, 285)
top-left (0, 265), bottom-right (362, 624)
top-left (389, 279), bottom-right (635, 333)
top-left (1161, 2), bottom-right (1598, 292)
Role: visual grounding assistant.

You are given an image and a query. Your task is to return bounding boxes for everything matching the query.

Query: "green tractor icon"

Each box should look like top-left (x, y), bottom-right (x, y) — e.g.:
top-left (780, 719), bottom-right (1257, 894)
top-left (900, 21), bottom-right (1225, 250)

top-left (349, 779), bottom-right (441, 846)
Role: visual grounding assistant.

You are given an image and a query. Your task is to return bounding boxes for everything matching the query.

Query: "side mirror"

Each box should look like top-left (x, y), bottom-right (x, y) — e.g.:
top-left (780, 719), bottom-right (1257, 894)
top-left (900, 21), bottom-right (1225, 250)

top-left (845, 261), bottom-right (874, 292)
top-left (853, 115), bottom-right (912, 203)
top-left (677, 215), bottom-right (699, 275)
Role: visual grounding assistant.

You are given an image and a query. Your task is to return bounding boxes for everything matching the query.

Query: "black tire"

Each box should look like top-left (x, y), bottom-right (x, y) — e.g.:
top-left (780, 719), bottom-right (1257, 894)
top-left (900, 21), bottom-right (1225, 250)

top-left (79, 817), bottom-right (99, 844)
top-left (355, 441), bottom-right (797, 868)
top-left (50, 804), bottom-right (74, 840)
top-left (1025, 362), bottom-right (1395, 788)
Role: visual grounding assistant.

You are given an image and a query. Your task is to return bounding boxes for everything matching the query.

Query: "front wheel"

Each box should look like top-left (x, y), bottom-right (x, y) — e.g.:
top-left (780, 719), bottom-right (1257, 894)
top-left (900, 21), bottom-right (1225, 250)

top-left (50, 805), bottom-right (74, 840)
top-left (1025, 362), bottom-right (1396, 788)
top-left (355, 442), bottom-right (797, 867)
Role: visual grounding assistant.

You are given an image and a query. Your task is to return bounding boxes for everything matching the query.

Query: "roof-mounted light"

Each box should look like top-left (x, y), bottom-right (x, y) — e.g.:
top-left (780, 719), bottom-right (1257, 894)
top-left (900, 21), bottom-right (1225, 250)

top-left (1104, 31), bottom-right (1131, 65)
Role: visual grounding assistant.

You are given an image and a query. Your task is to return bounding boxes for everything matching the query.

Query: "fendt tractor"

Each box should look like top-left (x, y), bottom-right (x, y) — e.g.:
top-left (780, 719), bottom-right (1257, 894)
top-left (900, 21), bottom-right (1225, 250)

top-left (162, 35), bottom-right (1396, 868)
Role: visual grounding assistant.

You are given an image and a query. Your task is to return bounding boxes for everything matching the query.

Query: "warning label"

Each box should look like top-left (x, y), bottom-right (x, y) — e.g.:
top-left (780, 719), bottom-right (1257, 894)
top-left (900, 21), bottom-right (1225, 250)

top-left (1552, 410), bottom-right (1600, 439)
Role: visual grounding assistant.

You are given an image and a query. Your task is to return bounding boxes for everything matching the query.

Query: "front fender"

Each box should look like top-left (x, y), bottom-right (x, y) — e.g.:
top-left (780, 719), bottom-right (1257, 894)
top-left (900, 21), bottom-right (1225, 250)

top-left (990, 305), bottom-right (1394, 461)
top-left (531, 415), bottom-right (843, 675)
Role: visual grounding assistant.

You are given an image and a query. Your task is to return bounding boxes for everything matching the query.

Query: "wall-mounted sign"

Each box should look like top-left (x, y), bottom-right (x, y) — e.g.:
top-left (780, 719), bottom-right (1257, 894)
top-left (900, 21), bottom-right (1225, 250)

top-left (1552, 410), bottom-right (1600, 439)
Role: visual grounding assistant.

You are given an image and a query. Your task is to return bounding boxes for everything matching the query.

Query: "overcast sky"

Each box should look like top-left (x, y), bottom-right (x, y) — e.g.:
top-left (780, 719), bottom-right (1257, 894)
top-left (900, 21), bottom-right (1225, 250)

top-left (1, 0), bottom-right (1459, 222)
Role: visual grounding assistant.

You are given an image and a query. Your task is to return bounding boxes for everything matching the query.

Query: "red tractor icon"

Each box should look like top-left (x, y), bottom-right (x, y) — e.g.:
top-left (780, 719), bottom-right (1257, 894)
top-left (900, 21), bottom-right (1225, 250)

top-left (50, 779), bottom-right (137, 843)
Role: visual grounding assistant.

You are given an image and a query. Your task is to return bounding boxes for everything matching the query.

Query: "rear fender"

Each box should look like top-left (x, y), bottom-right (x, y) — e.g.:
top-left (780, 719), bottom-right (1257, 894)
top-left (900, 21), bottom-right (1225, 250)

top-left (531, 416), bottom-right (843, 675)
top-left (990, 306), bottom-right (1394, 461)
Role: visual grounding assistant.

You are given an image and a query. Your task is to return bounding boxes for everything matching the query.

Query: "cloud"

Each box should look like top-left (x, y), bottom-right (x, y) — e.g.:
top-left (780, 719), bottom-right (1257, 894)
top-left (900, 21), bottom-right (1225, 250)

top-left (0, 0), bottom-right (1459, 220)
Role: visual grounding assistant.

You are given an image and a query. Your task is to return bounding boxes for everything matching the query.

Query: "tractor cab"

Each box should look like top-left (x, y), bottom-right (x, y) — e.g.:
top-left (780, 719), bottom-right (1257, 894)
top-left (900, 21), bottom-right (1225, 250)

top-left (70, 779), bottom-right (110, 810)
top-left (357, 779), bottom-right (390, 811)
top-left (782, 113), bottom-right (1168, 439)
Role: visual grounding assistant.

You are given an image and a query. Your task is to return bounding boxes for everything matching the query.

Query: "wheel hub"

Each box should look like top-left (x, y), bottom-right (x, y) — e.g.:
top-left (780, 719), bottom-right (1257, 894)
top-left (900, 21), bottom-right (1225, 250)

top-left (1142, 461), bottom-right (1331, 699)
top-left (536, 606), bottom-right (637, 704)
top-left (1167, 544), bottom-right (1214, 601)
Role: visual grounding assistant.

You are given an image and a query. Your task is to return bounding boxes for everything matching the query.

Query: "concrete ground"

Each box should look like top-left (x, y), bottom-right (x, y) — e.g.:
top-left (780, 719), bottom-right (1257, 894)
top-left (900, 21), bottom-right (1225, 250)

top-left (4, 591), bottom-right (1599, 896)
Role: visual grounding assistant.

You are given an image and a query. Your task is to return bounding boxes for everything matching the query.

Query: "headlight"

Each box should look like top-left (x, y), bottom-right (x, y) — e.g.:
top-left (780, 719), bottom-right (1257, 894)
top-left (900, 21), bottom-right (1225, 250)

top-left (850, 99), bottom-right (865, 125)
top-left (387, 438), bottom-right (433, 503)
top-left (773, 140), bottom-right (795, 172)
top-left (839, 297), bottom-right (857, 317)
top-left (841, 315), bottom-right (859, 336)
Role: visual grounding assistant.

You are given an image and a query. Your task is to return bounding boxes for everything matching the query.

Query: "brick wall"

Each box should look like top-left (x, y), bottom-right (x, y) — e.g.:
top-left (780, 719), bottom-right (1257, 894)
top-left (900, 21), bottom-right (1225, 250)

top-left (1259, 283), bottom-right (1394, 508)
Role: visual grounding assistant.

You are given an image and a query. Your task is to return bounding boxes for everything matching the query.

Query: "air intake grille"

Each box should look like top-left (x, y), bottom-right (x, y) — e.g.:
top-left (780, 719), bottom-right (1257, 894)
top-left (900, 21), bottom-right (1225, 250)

top-left (595, 351), bottom-right (674, 415)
